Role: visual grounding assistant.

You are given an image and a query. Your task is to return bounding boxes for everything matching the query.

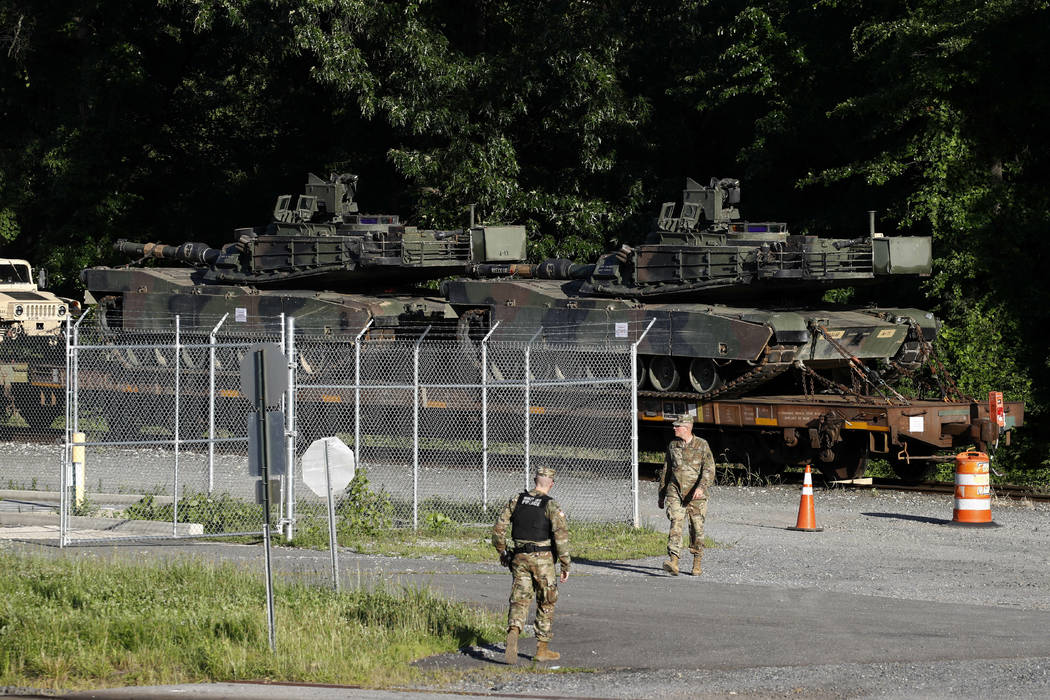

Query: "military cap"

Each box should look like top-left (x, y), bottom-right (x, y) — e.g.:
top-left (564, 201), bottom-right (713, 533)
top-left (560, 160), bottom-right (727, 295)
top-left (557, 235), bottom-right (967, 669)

top-left (672, 415), bottom-right (694, 427)
top-left (536, 466), bottom-right (556, 478)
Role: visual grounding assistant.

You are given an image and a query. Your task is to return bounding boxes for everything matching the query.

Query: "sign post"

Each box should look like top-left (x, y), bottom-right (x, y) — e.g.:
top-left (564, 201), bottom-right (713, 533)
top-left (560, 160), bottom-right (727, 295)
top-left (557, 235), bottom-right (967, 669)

top-left (302, 437), bottom-right (356, 590)
top-left (240, 342), bottom-right (288, 653)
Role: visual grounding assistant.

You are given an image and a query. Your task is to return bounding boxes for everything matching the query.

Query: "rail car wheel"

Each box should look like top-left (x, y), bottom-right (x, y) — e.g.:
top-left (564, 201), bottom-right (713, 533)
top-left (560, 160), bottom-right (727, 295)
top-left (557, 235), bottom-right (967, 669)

top-left (688, 358), bottom-right (725, 394)
top-left (817, 435), bottom-right (869, 481)
top-left (648, 356), bottom-right (680, 392)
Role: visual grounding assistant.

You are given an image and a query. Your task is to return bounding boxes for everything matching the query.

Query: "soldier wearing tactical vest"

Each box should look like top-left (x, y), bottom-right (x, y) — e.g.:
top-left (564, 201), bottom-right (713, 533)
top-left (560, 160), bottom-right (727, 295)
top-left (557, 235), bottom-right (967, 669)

top-left (658, 415), bottom-right (716, 576)
top-left (492, 465), bottom-right (570, 665)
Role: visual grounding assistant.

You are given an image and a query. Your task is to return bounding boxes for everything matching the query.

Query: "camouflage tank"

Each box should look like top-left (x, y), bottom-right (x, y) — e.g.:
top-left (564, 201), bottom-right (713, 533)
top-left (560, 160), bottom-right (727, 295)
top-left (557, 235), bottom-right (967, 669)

top-left (82, 172), bottom-right (529, 336)
top-left (447, 177), bottom-right (936, 399)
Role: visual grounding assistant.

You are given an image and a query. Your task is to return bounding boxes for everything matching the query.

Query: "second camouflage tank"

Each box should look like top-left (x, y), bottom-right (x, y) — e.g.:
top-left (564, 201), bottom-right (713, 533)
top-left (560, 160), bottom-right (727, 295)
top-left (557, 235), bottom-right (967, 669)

top-left (446, 176), bottom-right (936, 401)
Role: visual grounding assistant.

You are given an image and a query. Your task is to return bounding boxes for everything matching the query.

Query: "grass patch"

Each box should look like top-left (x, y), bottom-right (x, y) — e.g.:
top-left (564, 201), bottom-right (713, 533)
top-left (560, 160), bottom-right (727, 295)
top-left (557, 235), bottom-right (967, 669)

top-left (115, 469), bottom-right (674, 562)
top-left (287, 469), bottom-right (667, 561)
top-left (290, 520), bottom-right (666, 562)
top-left (0, 551), bottom-right (502, 690)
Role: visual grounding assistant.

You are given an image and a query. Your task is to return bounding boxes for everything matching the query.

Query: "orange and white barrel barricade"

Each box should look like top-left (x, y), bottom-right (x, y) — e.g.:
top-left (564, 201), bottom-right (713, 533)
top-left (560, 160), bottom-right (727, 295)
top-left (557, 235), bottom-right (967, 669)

top-left (951, 451), bottom-right (998, 527)
top-left (788, 465), bottom-right (823, 532)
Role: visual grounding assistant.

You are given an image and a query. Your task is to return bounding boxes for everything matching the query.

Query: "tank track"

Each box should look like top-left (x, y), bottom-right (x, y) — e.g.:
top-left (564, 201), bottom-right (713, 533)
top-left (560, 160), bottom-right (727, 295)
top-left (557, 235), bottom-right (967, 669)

top-left (638, 344), bottom-right (795, 402)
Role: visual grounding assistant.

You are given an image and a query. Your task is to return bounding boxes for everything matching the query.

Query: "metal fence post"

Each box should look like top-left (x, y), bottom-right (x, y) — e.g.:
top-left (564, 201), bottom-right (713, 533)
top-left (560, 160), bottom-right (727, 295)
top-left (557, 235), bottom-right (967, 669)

top-left (61, 314), bottom-right (70, 545)
top-left (207, 313), bottom-right (229, 493)
top-left (412, 326), bottom-right (431, 530)
top-left (632, 319), bottom-right (656, 527)
top-left (353, 320), bottom-right (373, 470)
top-left (60, 314), bottom-right (72, 546)
top-left (276, 313), bottom-right (286, 529)
top-left (61, 308), bottom-right (91, 547)
top-left (480, 321), bottom-right (500, 512)
top-left (284, 315), bottom-right (296, 541)
top-left (173, 315), bottom-right (181, 536)
top-left (524, 327), bottom-right (542, 489)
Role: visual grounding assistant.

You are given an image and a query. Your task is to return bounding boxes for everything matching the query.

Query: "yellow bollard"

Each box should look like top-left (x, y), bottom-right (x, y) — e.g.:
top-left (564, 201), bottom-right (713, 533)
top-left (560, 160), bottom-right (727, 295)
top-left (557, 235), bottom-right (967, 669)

top-left (71, 432), bottom-right (86, 510)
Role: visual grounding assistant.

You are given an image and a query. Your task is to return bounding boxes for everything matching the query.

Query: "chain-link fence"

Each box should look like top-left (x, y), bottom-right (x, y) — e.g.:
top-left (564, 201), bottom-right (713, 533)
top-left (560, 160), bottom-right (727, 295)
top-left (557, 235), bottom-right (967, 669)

top-left (293, 330), bottom-right (635, 533)
top-left (59, 312), bottom-right (285, 543)
top-left (1, 326), bottom-right (66, 493)
top-left (1, 311), bottom-right (639, 544)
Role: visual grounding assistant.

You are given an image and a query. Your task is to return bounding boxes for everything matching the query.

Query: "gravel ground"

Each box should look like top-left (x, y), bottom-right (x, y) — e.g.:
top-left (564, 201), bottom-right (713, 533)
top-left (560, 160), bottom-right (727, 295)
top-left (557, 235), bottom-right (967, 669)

top-left (678, 482), bottom-right (1050, 611)
top-left (430, 480), bottom-right (1050, 699)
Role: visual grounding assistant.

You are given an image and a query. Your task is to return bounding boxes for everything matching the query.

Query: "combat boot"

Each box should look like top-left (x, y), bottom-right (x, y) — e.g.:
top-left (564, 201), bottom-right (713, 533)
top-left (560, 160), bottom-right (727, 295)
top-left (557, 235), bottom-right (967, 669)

top-left (505, 627), bottom-right (519, 665)
top-left (535, 640), bottom-right (560, 661)
top-left (662, 553), bottom-right (680, 576)
top-left (691, 551), bottom-right (703, 576)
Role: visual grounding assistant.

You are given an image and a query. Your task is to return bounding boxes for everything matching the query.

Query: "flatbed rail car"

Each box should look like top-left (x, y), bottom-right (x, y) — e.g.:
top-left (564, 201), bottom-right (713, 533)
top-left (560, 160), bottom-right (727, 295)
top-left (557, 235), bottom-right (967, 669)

top-left (641, 394), bottom-right (1024, 480)
top-left (7, 354), bottom-right (1023, 482)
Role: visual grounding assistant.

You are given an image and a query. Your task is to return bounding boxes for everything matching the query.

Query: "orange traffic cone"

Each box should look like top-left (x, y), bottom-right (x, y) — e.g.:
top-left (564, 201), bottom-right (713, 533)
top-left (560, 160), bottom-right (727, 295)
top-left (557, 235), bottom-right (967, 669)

top-left (788, 465), bottom-right (823, 532)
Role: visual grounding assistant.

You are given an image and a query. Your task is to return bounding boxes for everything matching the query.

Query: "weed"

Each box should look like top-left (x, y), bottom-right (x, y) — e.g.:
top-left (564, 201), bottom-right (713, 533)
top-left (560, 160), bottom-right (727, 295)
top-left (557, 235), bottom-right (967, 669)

top-left (715, 459), bottom-right (781, 488)
top-left (122, 493), bottom-right (261, 534)
top-left (70, 495), bottom-right (98, 517)
top-left (422, 511), bottom-right (457, 533)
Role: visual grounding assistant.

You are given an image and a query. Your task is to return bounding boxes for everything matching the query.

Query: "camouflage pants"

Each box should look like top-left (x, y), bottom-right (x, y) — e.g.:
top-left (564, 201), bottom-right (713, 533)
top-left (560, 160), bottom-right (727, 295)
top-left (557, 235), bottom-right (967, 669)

top-left (506, 551), bottom-right (559, 642)
top-left (665, 485), bottom-right (708, 558)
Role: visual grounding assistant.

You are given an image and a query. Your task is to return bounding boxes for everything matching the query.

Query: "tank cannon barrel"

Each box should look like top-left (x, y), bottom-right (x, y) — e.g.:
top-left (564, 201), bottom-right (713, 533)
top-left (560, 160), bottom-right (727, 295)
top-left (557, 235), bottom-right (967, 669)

top-left (115, 240), bottom-right (222, 266)
top-left (832, 237), bottom-right (868, 250)
top-left (471, 259), bottom-right (594, 280)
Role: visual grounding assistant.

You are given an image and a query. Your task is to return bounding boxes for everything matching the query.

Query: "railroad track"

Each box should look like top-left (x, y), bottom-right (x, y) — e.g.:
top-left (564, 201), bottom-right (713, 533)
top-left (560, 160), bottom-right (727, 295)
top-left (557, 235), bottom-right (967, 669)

top-left (825, 476), bottom-right (1050, 503)
top-left (639, 460), bottom-right (1050, 503)
top-left (0, 425), bottom-right (63, 445)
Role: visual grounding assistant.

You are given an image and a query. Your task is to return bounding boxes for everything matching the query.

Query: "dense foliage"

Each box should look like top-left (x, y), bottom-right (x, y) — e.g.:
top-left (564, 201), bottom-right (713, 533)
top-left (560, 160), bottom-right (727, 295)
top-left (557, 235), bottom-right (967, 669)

top-left (2, 0), bottom-right (1047, 469)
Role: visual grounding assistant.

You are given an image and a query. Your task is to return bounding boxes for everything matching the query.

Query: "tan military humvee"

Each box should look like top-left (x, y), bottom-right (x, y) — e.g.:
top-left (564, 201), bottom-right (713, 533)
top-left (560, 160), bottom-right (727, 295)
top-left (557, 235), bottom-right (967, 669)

top-left (0, 258), bottom-right (69, 342)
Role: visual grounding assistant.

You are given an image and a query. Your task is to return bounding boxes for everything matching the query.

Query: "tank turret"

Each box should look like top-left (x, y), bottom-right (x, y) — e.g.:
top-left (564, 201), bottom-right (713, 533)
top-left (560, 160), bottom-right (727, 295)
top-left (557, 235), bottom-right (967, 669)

top-left (468, 177), bottom-right (932, 301)
top-left (93, 172), bottom-right (527, 290)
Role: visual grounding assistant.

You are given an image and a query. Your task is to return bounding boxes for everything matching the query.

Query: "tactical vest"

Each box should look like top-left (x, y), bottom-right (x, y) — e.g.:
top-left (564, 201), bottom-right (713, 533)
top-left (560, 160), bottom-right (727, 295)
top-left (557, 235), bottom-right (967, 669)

top-left (510, 492), bottom-right (552, 542)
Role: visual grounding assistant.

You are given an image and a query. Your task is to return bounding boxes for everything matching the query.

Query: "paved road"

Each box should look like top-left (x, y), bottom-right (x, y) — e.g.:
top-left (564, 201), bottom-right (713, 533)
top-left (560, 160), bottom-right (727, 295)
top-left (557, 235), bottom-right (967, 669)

top-left (4, 480), bottom-right (1050, 698)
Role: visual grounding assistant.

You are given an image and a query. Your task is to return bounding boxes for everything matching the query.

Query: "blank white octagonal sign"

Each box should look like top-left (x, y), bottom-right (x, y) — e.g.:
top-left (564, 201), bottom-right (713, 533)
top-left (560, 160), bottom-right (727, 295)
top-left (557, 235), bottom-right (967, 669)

top-left (301, 436), bottom-right (356, 497)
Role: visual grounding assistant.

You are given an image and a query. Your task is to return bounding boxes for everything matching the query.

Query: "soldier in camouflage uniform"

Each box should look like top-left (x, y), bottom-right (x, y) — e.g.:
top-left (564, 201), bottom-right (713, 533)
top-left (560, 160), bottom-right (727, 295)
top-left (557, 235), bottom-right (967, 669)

top-left (658, 415), bottom-right (716, 576)
top-left (492, 465), bottom-right (570, 665)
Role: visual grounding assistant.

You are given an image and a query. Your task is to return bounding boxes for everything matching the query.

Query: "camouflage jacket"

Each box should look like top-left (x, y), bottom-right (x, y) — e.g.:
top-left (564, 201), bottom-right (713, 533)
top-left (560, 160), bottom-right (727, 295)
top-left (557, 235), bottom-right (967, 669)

top-left (492, 489), bottom-right (571, 572)
top-left (660, 435), bottom-right (716, 502)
